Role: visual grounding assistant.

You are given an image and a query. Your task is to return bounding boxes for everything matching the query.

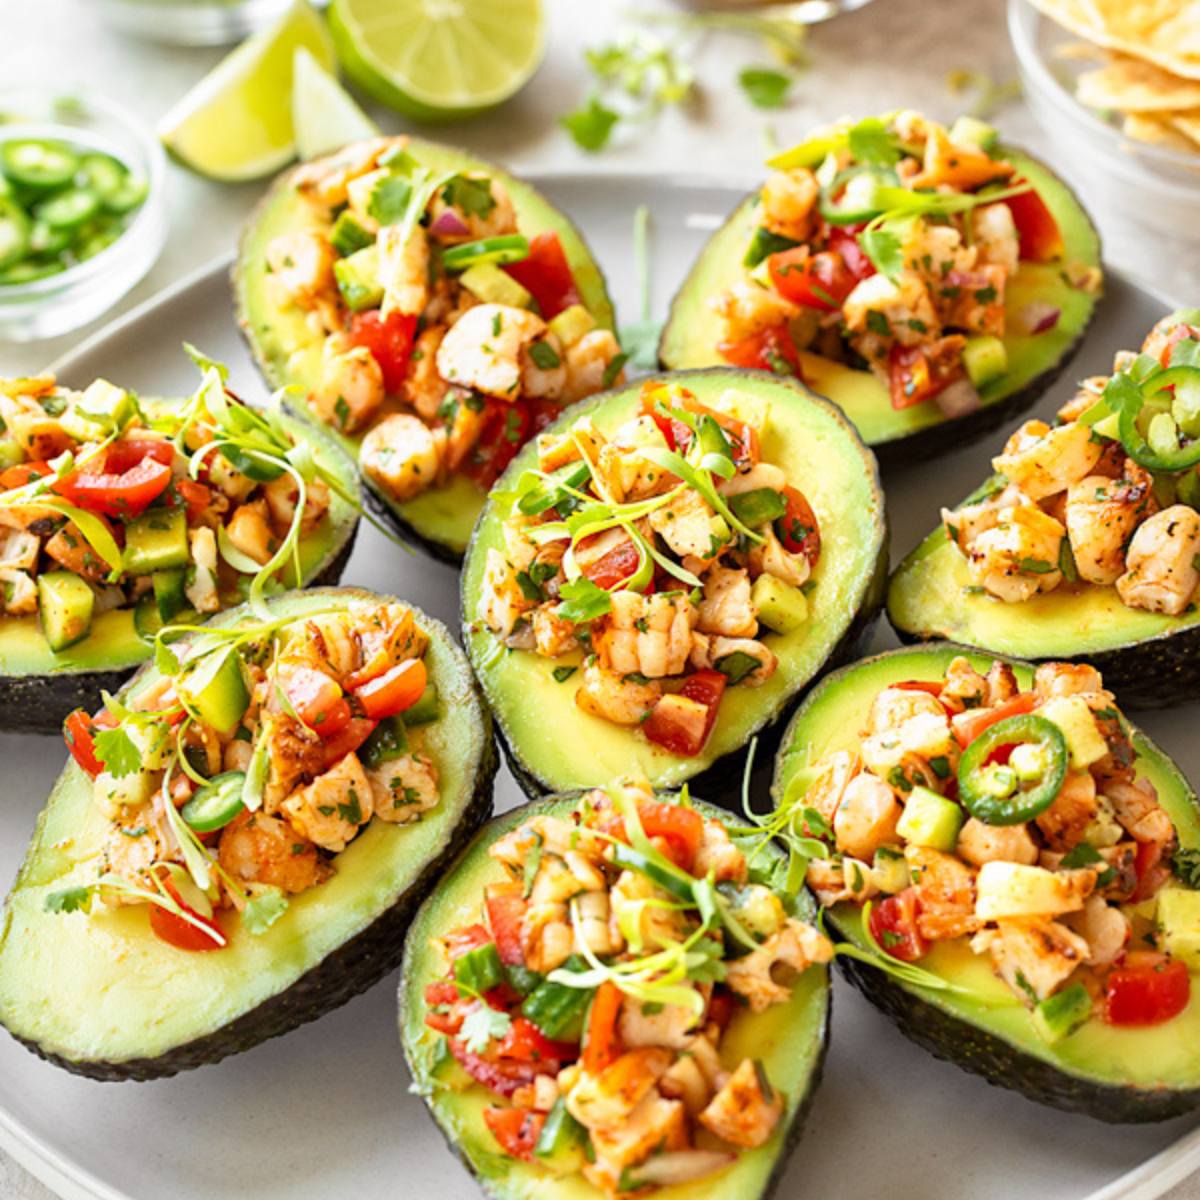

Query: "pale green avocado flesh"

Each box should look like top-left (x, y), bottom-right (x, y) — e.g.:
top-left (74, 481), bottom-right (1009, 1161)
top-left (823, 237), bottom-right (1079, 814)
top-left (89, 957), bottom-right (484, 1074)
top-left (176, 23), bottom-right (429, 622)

top-left (774, 644), bottom-right (1200, 1096)
top-left (461, 369), bottom-right (887, 794)
top-left (0, 588), bottom-right (491, 1075)
top-left (400, 795), bottom-right (829, 1200)
top-left (235, 138), bottom-right (617, 558)
top-left (0, 399), bottom-right (357, 680)
top-left (658, 148), bottom-right (1101, 451)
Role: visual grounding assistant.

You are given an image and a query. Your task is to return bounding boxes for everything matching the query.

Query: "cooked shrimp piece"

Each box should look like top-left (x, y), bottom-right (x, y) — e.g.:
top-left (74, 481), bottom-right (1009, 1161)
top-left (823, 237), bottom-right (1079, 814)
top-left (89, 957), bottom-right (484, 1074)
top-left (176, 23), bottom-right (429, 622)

top-left (907, 846), bottom-right (978, 940)
top-left (942, 484), bottom-right (1029, 552)
top-left (965, 503), bottom-right (1066, 602)
top-left (806, 856), bottom-right (879, 906)
top-left (426, 174), bottom-right (518, 243)
top-left (531, 606), bottom-right (578, 657)
top-left (760, 167), bottom-right (819, 241)
top-left (970, 918), bottom-right (1089, 1003)
top-left (1067, 894), bottom-right (1130, 967)
top-left (700, 1058), bottom-right (784, 1149)
top-left (720, 462), bottom-right (788, 497)
top-left (310, 334), bottom-right (385, 433)
top-left (1033, 661), bottom-right (1105, 701)
top-left (101, 807), bottom-right (170, 888)
top-left (1104, 775), bottom-right (1175, 845)
top-left (367, 753), bottom-right (439, 823)
top-left (293, 137), bottom-right (391, 207)
top-left (184, 526), bottom-right (220, 613)
top-left (436, 303), bottom-right (546, 399)
top-left (477, 548), bottom-right (534, 640)
top-left (598, 591), bottom-right (696, 678)
top-left (957, 818), bottom-right (1039, 867)
top-left (262, 472), bottom-right (329, 538)
top-left (1115, 504), bottom-right (1200, 616)
top-left (224, 500), bottom-right (274, 566)
top-left (378, 223), bottom-right (430, 318)
top-left (280, 752), bottom-right (374, 853)
top-left (567, 1047), bottom-right (674, 1131)
top-left (940, 656), bottom-right (988, 711)
top-left (259, 714), bottom-right (324, 812)
top-left (44, 522), bottom-right (109, 581)
top-left (360, 412), bottom-right (442, 502)
top-left (724, 919), bottom-right (833, 1012)
top-left (648, 489), bottom-right (724, 560)
top-left (843, 271), bottom-right (939, 348)
top-left (265, 231), bottom-right (337, 313)
top-left (562, 330), bottom-right (625, 405)
top-left (833, 773), bottom-right (902, 860)
top-left (440, 393), bottom-right (487, 476)
top-left (594, 416), bottom-right (672, 502)
top-left (218, 810), bottom-right (325, 893)
top-left (748, 525), bottom-right (811, 588)
top-left (801, 750), bottom-right (860, 826)
top-left (0, 568), bottom-right (36, 614)
top-left (689, 634), bottom-right (777, 685)
top-left (521, 334), bottom-right (567, 400)
top-left (1065, 469), bottom-right (1155, 585)
top-left (575, 663), bottom-right (661, 726)
top-left (402, 325), bottom-right (449, 420)
top-left (992, 419), bottom-right (1102, 500)
top-left (1036, 770), bottom-right (1098, 852)
top-left (905, 221), bottom-right (977, 281)
top-left (620, 998), bottom-right (703, 1051)
top-left (712, 280), bottom-right (798, 343)
top-left (693, 819), bottom-right (748, 883)
top-left (697, 566), bottom-right (757, 638)
top-left (970, 202), bottom-right (1020, 274)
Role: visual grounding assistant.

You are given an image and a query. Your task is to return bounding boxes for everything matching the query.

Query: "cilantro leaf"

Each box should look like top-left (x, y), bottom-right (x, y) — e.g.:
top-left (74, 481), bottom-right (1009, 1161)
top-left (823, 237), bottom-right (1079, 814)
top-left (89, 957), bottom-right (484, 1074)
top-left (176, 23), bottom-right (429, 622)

top-left (560, 95), bottom-right (620, 153)
top-left (440, 175), bottom-right (495, 220)
top-left (460, 1005), bottom-right (512, 1054)
top-left (1173, 848), bottom-right (1200, 889)
top-left (738, 67), bottom-right (792, 110)
top-left (242, 886), bottom-right (289, 935)
top-left (45, 884), bottom-right (94, 914)
top-left (557, 576), bottom-right (613, 624)
top-left (847, 117), bottom-right (901, 166)
top-left (857, 225), bottom-right (906, 281)
top-left (93, 727), bottom-right (141, 778)
top-left (618, 321), bottom-right (662, 370)
top-left (368, 175), bottom-right (414, 226)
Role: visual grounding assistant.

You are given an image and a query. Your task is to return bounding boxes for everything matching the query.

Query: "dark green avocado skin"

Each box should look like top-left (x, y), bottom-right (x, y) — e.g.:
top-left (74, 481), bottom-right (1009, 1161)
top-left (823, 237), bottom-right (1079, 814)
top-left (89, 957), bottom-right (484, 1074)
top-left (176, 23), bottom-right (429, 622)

top-left (399, 793), bottom-right (831, 1199)
top-left (830, 911), bottom-right (1199, 1123)
top-left (5, 594), bottom-right (496, 1081)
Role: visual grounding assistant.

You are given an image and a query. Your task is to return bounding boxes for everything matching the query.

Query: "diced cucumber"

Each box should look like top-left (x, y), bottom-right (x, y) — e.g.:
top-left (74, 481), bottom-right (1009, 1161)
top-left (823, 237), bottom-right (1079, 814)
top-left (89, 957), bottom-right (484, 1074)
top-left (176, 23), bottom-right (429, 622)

top-left (1157, 886), bottom-right (1200, 969)
top-left (458, 261), bottom-right (532, 308)
top-left (896, 785), bottom-right (964, 852)
top-left (546, 303), bottom-right (596, 349)
top-left (1031, 983), bottom-right (1092, 1044)
top-left (37, 570), bottom-right (94, 652)
top-left (330, 210), bottom-right (375, 258)
top-left (534, 1098), bottom-right (588, 1175)
top-left (153, 567), bottom-right (189, 623)
top-left (93, 765), bottom-right (157, 811)
top-left (1039, 696), bottom-right (1108, 770)
top-left (403, 680), bottom-right (441, 726)
top-left (751, 573), bottom-right (809, 634)
top-left (333, 244), bottom-right (383, 312)
top-left (180, 646), bottom-right (249, 737)
top-left (453, 942), bottom-right (503, 994)
top-left (522, 957), bottom-right (592, 1039)
top-left (133, 593), bottom-right (163, 641)
top-left (949, 115), bottom-right (1000, 152)
top-left (361, 714), bottom-right (409, 767)
top-left (123, 508), bottom-right (189, 575)
top-left (962, 335), bottom-right (1007, 389)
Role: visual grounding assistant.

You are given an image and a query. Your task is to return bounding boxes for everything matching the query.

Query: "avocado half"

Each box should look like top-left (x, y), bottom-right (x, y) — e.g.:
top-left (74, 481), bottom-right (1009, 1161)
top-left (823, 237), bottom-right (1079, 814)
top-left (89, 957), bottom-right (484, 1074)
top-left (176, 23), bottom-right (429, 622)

top-left (773, 642), bottom-right (1200, 1123)
top-left (657, 146), bottom-right (1101, 467)
top-left (0, 399), bottom-right (359, 736)
top-left (460, 368), bottom-right (888, 799)
top-left (399, 792), bottom-right (830, 1199)
top-left (888, 477), bottom-right (1200, 709)
top-left (0, 586), bottom-right (496, 1081)
top-left (232, 137), bottom-right (618, 563)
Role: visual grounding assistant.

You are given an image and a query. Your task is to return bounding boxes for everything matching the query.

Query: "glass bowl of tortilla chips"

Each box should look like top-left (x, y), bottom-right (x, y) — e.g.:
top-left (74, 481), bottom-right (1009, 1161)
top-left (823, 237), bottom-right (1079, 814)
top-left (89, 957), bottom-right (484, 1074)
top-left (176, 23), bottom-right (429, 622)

top-left (1008, 0), bottom-right (1200, 237)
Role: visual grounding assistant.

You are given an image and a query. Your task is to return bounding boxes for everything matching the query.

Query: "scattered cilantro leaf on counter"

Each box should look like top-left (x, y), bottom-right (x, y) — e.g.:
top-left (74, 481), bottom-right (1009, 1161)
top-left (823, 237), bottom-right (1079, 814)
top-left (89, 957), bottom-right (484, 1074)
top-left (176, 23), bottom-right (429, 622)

top-left (738, 67), bottom-right (792, 109)
top-left (946, 68), bottom-right (1022, 119)
top-left (560, 93), bottom-right (620, 153)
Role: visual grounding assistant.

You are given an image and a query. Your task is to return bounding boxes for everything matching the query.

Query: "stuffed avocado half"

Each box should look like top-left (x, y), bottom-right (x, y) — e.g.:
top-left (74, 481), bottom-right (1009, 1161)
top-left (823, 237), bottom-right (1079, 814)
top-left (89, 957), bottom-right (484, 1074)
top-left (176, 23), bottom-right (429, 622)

top-left (0, 587), bottom-right (496, 1081)
top-left (889, 310), bottom-right (1200, 709)
top-left (0, 359), bottom-right (359, 732)
top-left (658, 111), bottom-right (1102, 464)
top-left (772, 642), bottom-right (1200, 1122)
top-left (461, 369), bottom-right (887, 797)
top-left (234, 135), bottom-right (622, 562)
top-left (400, 784), bottom-right (831, 1198)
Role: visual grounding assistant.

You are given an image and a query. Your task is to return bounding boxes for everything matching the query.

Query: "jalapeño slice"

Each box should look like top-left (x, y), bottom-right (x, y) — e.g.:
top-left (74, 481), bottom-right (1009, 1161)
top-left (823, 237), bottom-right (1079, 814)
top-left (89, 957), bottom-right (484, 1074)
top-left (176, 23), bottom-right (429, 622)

top-left (1119, 365), bottom-right (1200, 472)
top-left (958, 713), bottom-right (1068, 826)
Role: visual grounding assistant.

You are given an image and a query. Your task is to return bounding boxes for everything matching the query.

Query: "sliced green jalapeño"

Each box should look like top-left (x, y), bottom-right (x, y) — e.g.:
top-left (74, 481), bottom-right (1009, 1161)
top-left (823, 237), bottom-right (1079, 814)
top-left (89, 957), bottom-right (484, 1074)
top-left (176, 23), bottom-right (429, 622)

top-left (1119, 365), bottom-right (1200, 472)
top-left (958, 713), bottom-right (1068, 826)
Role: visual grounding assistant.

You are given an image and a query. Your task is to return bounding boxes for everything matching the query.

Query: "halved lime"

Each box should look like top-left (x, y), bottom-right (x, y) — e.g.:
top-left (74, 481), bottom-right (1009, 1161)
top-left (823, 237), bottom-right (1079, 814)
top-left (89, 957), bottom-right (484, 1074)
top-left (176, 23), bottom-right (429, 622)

top-left (158, 0), bottom-right (336, 181)
top-left (293, 46), bottom-right (380, 160)
top-left (328, 0), bottom-right (545, 123)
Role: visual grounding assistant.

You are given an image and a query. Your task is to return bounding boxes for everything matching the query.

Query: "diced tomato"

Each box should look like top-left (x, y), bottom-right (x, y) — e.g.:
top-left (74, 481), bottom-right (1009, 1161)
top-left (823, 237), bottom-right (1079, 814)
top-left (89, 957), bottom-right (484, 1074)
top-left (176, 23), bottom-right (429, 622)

top-left (582, 980), bottom-right (623, 1074)
top-left (53, 448), bottom-right (173, 518)
top-left (643, 670), bottom-right (727, 758)
top-left (707, 987), bottom-right (738, 1033)
top-left (485, 889), bottom-right (528, 967)
top-left (718, 324), bottom-right (801, 379)
top-left (637, 802), bottom-right (705, 873)
top-left (869, 889), bottom-right (927, 962)
top-left (893, 680), bottom-right (946, 697)
top-left (952, 692), bottom-right (1038, 748)
top-left (767, 247), bottom-right (858, 312)
top-left (318, 717), bottom-right (378, 769)
top-left (1002, 184), bottom-right (1064, 262)
top-left (581, 537), bottom-right (641, 591)
top-left (149, 875), bottom-right (225, 953)
top-left (775, 486), bottom-right (821, 564)
top-left (1158, 322), bottom-right (1200, 368)
top-left (352, 658), bottom-right (427, 720)
top-left (501, 232), bottom-right (581, 320)
top-left (887, 343), bottom-right (962, 411)
top-left (461, 399), bottom-right (532, 491)
top-left (424, 980), bottom-right (465, 1035)
top-left (0, 460), bottom-right (52, 490)
top-left (827, 225), bottom-right (876, 281)
top-left (63, 708), bottom-right (104, 778)
top-left (1132, 841), bottom-right (1173, 903)
top-left (173, 478), bottom-right (212, 522)
top-left (349, 309), bottom-right (419, 395)
top-left (1105, 951), bottom-right (1190, 1026)
top-left (500, 1017), bottom-right (578, 1062)
top-left (277, 663), bottom-right (351, 737)
top-left (483, 1107), bottom-right (547, 1161)
top-left (448, 1040), bottom-right (541, 1097)
top-left (443, 924), bottom-right (493, 961)
top-left (103, 439), bottom-right (175, 475)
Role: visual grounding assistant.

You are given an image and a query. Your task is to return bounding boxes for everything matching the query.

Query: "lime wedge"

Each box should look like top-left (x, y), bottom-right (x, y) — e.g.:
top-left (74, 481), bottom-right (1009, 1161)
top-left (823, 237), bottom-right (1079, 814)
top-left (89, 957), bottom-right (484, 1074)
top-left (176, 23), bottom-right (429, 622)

top-left (328, 0), bottom-right (545, 122)
top-left (158, 0), bottom-right (335, 181)
top-left (293, 46), bottom-right (379, 160)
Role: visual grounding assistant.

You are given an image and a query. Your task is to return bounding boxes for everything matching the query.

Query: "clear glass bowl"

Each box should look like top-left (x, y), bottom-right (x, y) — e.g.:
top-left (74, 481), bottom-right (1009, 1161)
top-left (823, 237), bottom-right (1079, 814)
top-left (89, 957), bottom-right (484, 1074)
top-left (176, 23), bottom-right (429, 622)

top-left (1008, 0), bottom-right (1200, 241)
top-left (0, 90), bottom-right (167, 344)
top-left (92, 0), bottom-right (297, 46)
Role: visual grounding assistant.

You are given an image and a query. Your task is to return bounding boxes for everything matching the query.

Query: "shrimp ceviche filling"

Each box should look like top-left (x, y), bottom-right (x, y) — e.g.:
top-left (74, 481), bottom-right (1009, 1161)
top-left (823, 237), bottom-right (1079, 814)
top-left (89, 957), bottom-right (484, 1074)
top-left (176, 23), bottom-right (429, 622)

top-left (45, 599), bottom-right (442, 950)
top-left (714, 110), bottom-right (1089, 413)
top-left (260, 136), bottom-right (625, 502)
top-left (417, 782), bottom-right (832, 1193)
top-left (944, 312), bottom-right (1200, 615)
top-left (471, 381), bottom-right (821, 757)
top-left (793, 656), bottom-right (1197, 1038)
top-left (0, 356), bottom-right (349, 654)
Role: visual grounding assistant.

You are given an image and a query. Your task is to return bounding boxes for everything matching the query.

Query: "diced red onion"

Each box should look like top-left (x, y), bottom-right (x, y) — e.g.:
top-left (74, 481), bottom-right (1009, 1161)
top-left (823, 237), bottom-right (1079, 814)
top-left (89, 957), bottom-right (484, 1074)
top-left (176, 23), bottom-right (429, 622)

top-left (936, 377), bottom-right (982, 418)
top-left (628, 1151), bottom-right (736, 1186)
top-left (1018, 301), bottom-right (1061, 335)
top-left (429, 209), bottom-right (470, 238)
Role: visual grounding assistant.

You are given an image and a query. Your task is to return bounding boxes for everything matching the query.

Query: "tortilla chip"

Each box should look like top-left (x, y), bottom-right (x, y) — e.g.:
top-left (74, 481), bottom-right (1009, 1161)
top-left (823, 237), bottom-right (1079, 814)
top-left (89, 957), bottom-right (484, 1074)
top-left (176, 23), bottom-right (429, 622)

top-left (1077, 53), bottom-right (1200, 110)
top-left (1165, 106), bottom-right (1200, 144)
top-left (1122, 111), bottom-right (1199, 151)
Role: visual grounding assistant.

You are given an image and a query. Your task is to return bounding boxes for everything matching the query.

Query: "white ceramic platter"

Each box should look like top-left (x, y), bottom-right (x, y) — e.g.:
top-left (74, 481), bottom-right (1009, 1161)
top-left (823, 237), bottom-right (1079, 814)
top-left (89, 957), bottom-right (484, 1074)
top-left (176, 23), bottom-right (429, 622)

top-left (0, 175), bottom-right (1197, 1200)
